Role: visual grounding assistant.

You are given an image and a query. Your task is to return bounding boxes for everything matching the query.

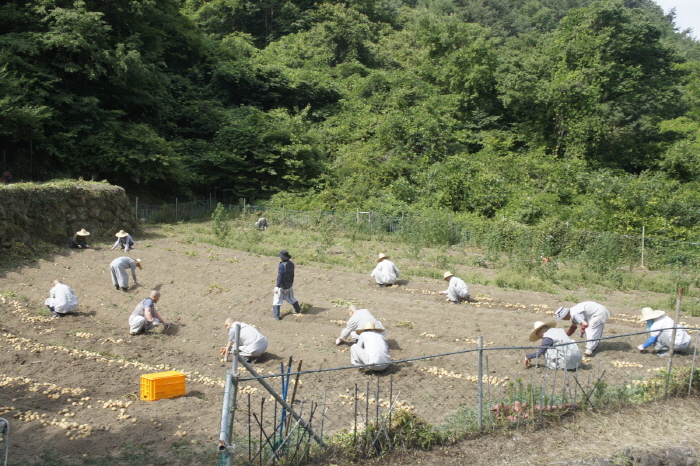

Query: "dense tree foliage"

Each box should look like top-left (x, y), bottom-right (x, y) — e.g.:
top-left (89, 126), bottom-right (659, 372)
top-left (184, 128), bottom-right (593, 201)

top-left (1, 0), bottom-right (699, 238)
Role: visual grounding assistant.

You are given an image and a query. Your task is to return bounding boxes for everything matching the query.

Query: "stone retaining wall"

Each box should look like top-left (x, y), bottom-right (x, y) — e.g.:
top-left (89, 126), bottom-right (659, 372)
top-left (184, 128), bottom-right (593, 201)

top-left (0, 180), bottom-right (138, 248)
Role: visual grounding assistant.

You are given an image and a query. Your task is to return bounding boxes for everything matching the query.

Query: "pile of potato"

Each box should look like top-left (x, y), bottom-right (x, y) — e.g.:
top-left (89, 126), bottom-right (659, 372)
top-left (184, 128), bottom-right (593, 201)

top-left (611, 360), bottom-right (643, 368)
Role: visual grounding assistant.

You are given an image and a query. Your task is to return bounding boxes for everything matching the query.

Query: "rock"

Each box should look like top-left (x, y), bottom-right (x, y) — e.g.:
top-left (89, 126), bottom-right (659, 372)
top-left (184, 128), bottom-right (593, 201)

top-left (665, 447), bottom-right (689, 466)
top-left (640, 454), bottom-right (663, 466)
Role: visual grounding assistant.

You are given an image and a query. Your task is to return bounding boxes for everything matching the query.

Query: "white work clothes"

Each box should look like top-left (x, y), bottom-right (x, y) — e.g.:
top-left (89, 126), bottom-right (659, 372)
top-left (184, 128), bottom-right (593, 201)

top-left (542, 328), bottom-right (582, 370)
top-left (442, 276), bottom-right (469, 302)
top-left (129, 298), bottom-right (162, 333)
top-left (129, 315), bottom-right (159, 333)
top-left (370, 260), bottom-right (399, 285)
top-left (570, 301), bottom-right (610, 354)
top-left (229, 323), bottom-right (268, 357)
top-left (110, 257), bottom-right (139, 288)
top-left (651, 316), bottom-right (692, 352)
top-left (272, 287), bottom-right (298, 306)
top-left (44, 284), bottom-right (78, 314)
top-left (341, 308), bottom-right (386, 341)
top-left (351, 331), bottom-right (391, 371)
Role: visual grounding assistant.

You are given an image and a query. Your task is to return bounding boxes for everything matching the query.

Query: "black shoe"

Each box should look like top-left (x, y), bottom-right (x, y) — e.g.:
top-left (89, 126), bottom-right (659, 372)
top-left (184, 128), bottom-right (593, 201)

top-left (121, 287), bottom-right (128, 291)
top-left (115, 284), bottom-right (120, 290)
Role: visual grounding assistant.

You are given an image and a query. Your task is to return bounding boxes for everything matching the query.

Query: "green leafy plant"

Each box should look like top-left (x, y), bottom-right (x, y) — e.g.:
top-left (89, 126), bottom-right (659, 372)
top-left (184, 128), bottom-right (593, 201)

top-left (212, 203), bottom-right (231, 242)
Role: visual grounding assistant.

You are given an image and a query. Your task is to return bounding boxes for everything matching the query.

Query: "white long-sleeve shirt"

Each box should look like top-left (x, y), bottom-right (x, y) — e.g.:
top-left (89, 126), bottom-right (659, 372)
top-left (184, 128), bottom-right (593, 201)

top-left (570, 301), bottom-right (610, 326)
top-left (370, 260), bottom-right (399, 284)
top-left (442, 276), bottom-right (469, 301)
top-left (340, 309), bottom-right (385, 340)
top-left (45, 283), bottom-right (78, 314)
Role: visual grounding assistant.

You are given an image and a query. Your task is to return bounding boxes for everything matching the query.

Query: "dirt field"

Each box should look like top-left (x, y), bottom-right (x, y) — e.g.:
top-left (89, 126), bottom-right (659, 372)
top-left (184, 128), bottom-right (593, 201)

top-left (1, 225), bottom-right (699, 465)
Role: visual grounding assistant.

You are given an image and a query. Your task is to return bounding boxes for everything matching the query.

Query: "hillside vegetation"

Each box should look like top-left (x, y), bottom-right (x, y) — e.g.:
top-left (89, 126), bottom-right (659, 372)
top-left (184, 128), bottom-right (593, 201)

top-left (2, 0), bottom-right (700, 239)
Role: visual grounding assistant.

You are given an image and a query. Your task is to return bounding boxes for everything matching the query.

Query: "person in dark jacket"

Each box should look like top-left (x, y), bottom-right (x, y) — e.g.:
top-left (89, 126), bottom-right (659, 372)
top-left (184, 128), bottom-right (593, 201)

top-left (68, 229), bottom-right (91, 249)
top-left (272, 250), bottom-right (301, 320)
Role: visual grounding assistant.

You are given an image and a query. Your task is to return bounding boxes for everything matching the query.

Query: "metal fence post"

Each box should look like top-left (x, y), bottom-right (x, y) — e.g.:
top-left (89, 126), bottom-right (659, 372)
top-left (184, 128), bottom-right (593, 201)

top-left (477, 335), bottom-right (483, 430)
top-left (218, 324), bottom-right (240, 465)
top-left (665, 287), bottom-right (684, 397)
top-left (641, 226), bottom-right (645, 268)
top-left (689, 331), bottom-right (699, 396)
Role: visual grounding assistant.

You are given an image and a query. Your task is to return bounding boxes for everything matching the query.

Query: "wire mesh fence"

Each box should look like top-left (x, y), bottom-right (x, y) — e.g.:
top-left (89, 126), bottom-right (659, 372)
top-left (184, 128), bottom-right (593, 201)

top-left (218, 329), bottom-right (700, 465)
top-left (128, 198), bottom-right (700, 277)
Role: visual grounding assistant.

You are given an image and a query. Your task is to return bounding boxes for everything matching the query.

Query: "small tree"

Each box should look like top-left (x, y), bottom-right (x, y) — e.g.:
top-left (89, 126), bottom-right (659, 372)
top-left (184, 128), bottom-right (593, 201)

top-left (212, 202), bottom-right (230, 241)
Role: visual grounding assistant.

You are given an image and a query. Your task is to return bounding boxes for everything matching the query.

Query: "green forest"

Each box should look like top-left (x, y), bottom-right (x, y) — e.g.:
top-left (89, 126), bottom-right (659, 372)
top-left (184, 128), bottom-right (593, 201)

top-left (2, 0), bottom-right (700, 239)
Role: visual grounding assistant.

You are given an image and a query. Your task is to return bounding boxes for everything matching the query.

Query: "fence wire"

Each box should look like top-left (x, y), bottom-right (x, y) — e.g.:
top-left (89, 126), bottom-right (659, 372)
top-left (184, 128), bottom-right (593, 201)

top-left (220, 329), bottom-right (700, 465)
top-left (130, 200), bottom-right (700, 275)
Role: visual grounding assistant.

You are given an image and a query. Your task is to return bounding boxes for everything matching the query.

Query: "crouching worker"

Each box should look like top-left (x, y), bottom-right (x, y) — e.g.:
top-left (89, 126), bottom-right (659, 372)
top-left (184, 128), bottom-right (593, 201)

top-left (637, 307), bottom-right (692, 357)
top-left (255, 217), bottom-right (268, 230)
top-left (45, 280), bottom-right (79, 318)
top-left (129, 290), bottom-right (168, 335)
top-left (221, 318), bottom-right (268, 363)
top-left (336, 305), bottom-right (386, 345)
top-left (440, 271), bottom-right (470, 304)
top-left (351, 322), bottom-right (391, 373)
top-left (68, 229), bottom-right (91, 249)
top-left (524, 321), bottom-right (582, 370)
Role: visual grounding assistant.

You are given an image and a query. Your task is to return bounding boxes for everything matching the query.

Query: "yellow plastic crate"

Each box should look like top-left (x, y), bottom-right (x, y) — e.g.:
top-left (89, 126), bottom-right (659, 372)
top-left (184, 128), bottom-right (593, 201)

top-left (140, 371), bottom-right (186, 401)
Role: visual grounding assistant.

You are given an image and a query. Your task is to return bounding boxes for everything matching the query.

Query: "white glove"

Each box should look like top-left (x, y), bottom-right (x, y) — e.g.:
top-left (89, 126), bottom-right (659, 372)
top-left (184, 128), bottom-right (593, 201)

top-left (274, 287), bottom-right (280, 293)
top-left (152, 318), bottom-right (160, 327)
top-left (637, 344), bottom-right (645, 351)
top-left (335, 338), bottom-right (342, 346)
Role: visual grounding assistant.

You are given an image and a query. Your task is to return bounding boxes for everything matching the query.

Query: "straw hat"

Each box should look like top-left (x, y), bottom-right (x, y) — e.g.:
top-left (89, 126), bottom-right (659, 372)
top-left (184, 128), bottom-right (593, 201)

top-left (115, 230), bottom-right (129, 237)
top-left (639, 307), bottom-right (665, 322)
top-left (76, 229), bottom-right (90, 236)
top-left (376, 253), bottom-right (389, 262)
top-left (135, 258), bottom-right (143, 270)
top-left (443, 271), bottom-right (454, 280)
top-left (529, 321), bottom-right (557, 342)
top-left (356, 322), bottom-right (385, 334)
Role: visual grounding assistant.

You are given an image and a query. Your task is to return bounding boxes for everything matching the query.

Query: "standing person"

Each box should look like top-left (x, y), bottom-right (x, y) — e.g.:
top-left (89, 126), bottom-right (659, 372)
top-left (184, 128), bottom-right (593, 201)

top-left (272, 250), bottom-right (301, 320)
top-left (68, 229), bottom-right (91, 249)
top-left (220, 318), bottom-right (269, 363)
top-left (44, 280), bottom-right (79, 318)
top-left (524, 321), bottom-right (582, 370)
top-left (370, 253), bottom-right (399, 287)
top-left (350, 322), bottom-right (392, 372)
top-left (111, 230), bottom-right (135, 251)
top-left (128, 290), bottom-right (168, 335)
top-left (555, 301), bottom-right (610, 356)
top-left (109, 256), bottom-right (141, 291)
top-left (637, 307), bottom-right (692, 356)
top-left (335, 305), bottom-right (386, 345)
top-left (439, 271), bottom-right (470, 304)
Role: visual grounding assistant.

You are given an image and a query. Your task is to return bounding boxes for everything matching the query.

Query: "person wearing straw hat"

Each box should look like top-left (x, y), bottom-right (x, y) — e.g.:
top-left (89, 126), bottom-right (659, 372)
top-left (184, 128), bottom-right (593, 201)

top-left (111, 230), bottom-right (135, 252)
top-left (439, 271), bottom-right (470, 304)
top-left (68, 229), bottom-right (91, 249)
top-left (220, 318), bottom-right (268, 363)
top-left (637, 307), bottom-right (691, 356)
top-left (351, 322), bottom-right (391, 372)
top-left (109, 256), bottom-right (141, 291)
top-left (44, 279), bottom-right (79, 319)
top-left (272, 249), bottom-right (301, 320)
top-left (555, 301), bottom-right (610, 357)
top-left (370, 253), bottom-right (399, 287)
top-left (129, 290), bottom-right (169, 336)
top-left (336, 305), bottom-right (386, 345)
top-left (524, 321), bottom-right (582, 370)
